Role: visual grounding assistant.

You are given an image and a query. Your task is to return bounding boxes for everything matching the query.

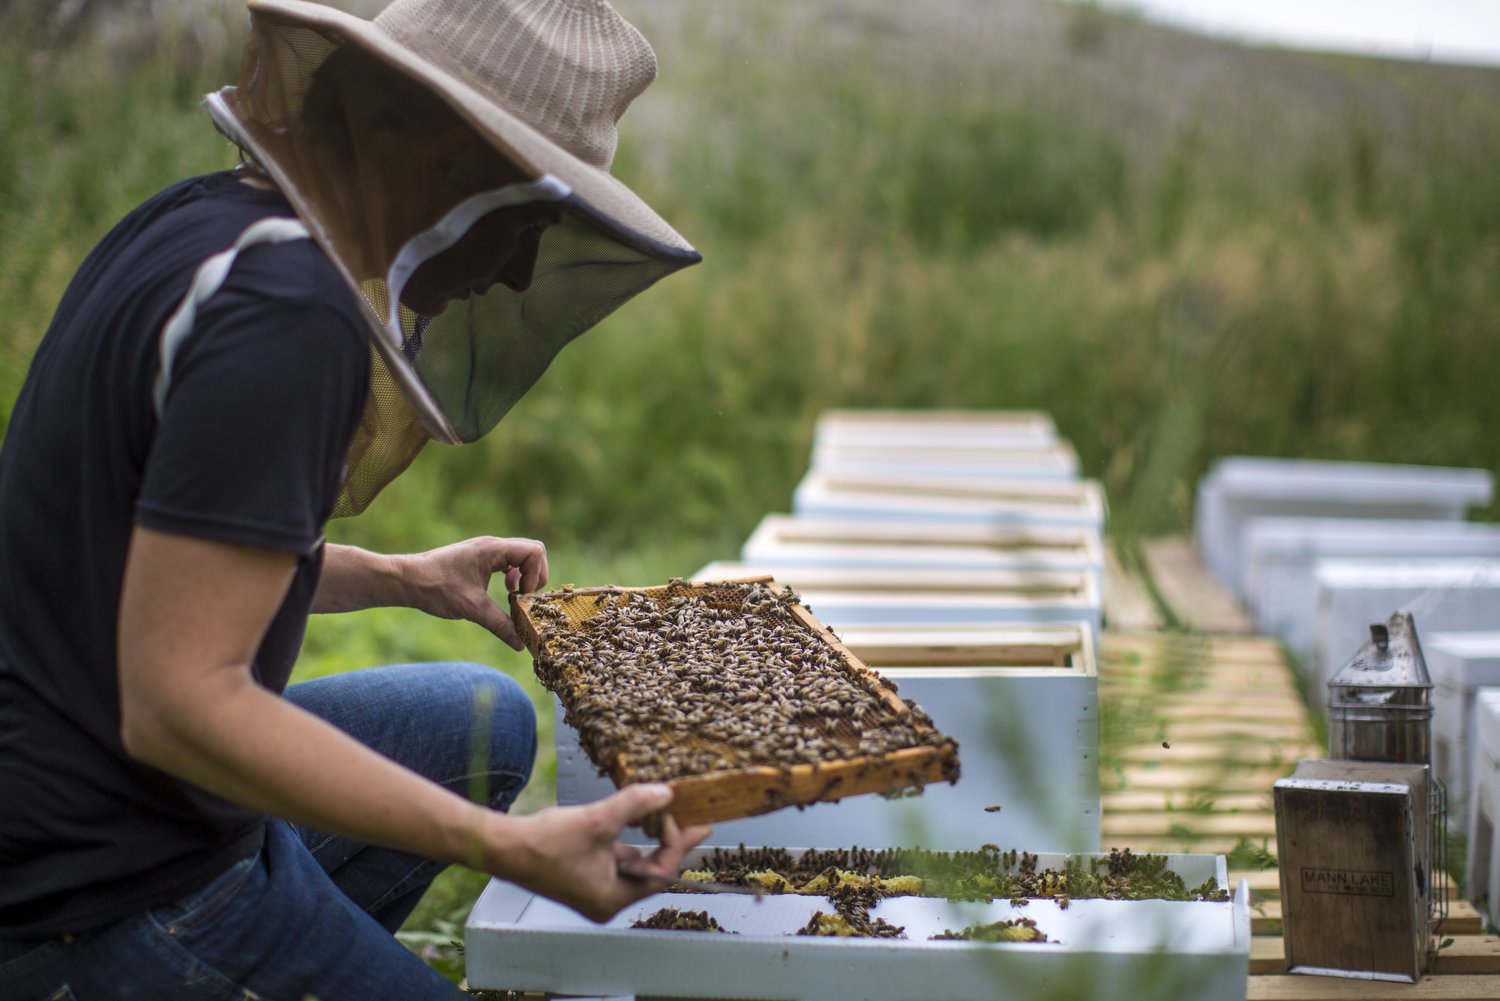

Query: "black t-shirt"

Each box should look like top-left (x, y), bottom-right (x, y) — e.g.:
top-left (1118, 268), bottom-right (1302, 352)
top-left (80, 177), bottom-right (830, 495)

top-left (0, 171), bottom-right (370, 938)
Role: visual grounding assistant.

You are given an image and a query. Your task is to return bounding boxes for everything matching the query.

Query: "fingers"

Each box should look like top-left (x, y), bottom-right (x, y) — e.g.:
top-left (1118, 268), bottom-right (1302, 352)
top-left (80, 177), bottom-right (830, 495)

top-left (418, 537), bottom-right (543, 643)
top-left (680, 824), bottom-right (714, 851)
top-left (468, 597), bottom-right (523, 650)
top-left (556, 793), bottom-right (708, 923)
top-left (645, 815), bottom-right (713, 876)
top-left (493, 617), bottom-right (523, 651)
top-left (515, 541), bottom-right (548, 594)
top-left (597, 782), bottom-right (673, 833)
top-left (610, 814), bottom-right (714, 891)
top-left (472, 536), bottom-right (547, 595)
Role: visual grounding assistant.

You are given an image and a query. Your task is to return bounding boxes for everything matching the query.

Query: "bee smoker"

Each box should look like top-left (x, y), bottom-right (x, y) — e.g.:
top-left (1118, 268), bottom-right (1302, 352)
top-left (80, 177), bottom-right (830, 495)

top-left (1273, 611), bottom-right (1448, 982)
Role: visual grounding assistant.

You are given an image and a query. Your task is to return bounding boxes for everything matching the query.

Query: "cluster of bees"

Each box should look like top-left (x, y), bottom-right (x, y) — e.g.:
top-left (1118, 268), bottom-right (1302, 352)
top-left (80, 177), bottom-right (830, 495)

top-left (631, 880), bottom-right (1039, 942)
top-left (688, 843), bottom-right (1018, 894)
top-left (629, 844), bottom-right (1224, 942)
top-left (694, 843), bottom-right (1012, 883)
top-left (931, 916), bottom-right (1049, 943)
top-left (528, 581), bottom-right (952, 782)
top-left (675, 843), bottom-right (1229, 906)
top-left (795, 880), bottom-right (905, 939)
top-left (629, 908), bottom-right (733, 933)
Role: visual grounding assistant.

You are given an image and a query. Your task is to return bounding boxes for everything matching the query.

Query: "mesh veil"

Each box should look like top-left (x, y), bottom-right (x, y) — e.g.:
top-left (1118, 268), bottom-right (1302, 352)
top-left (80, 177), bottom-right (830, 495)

top-left (209, 14), bottom-right (700, 516)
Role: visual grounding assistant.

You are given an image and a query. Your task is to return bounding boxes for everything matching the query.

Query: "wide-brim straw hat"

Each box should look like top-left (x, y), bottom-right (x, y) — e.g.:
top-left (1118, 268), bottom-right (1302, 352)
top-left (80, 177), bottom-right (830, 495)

top-left (242, 0), bottom-right (695, 257)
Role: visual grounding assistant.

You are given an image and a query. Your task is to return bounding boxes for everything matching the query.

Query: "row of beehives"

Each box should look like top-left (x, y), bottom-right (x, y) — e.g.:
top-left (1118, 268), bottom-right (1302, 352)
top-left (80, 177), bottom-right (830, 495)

top-left (563, 408), bottom-right (1110, 854)
top-left (1193, 456), bottom-right (1497, 689)
top-left (466, 410), bottom-right (1251, 1001)
top-left (1191, 456), bottom-right (1500, 833)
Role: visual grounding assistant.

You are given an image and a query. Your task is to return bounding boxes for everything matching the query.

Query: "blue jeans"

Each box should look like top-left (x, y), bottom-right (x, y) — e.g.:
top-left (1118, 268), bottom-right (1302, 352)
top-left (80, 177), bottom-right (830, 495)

top-left (0, 662), bottom-right (537, 1001)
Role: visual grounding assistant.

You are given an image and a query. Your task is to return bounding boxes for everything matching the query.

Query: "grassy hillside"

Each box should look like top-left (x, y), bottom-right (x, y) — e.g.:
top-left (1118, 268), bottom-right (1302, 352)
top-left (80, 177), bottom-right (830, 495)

top-left (3, 0), bottom-right (1498, 977)
top-left (5, 0), bottom-right (1496, 553)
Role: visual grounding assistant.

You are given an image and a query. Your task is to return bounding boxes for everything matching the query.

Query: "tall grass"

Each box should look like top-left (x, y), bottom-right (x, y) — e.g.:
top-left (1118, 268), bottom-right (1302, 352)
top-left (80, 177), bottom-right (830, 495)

top-left (5, 4), bottom-right (1496, 553)
top-left (3, 0), bottom-right (1498, 975)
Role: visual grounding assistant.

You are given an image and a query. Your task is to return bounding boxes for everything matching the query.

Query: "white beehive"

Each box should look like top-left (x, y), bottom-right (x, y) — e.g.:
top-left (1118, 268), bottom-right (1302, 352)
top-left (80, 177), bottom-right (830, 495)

top-left (1465, 688), bottom-right (1500, 909)
top-left (1429, 632), bottom-right (1500, 833)
top-left (791, 471), bottom-right (1107, 533)
top-left (1242, 518), bottom-right (1500, 661)
top-left (1311, 559), bottom-right (1500, 693)
top-left (555, 621), bottom-right (1100, 853)
top-left (809, 441), bottom-right (1081, 481)
top-left (695, 562), bottom-right (1096, 600)
top-left (813, 409), bottom-right (1059, 451)
top-left (695, 561), bottom-right (1101, 644)
top-left (740, 515), bottom-right (1105, 583)
top-left (1193, 457), bottom-right (1493, 595)
top-left (466, 852), bottom-right (1251, 1001)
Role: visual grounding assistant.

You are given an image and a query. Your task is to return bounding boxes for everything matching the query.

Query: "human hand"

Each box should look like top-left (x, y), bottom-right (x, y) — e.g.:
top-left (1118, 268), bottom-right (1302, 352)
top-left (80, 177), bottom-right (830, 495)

top-left (485, 784), bottom-right (713, 923)
top-left (396, 536), bottom-right (547, 649)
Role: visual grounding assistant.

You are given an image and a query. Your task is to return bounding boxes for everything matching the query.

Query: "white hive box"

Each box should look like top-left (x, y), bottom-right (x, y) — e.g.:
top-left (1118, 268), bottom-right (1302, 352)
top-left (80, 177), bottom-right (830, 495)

top-left (466, 852), bottom-right (1250, 1001)
top-left (1312, 558), bottom-right (1500, 693)
top-left (1465, 688), bottom-right (1500, 908)
top-left (1429, 632), bottom-right (1500, 833)
top-left (1242, 518), bottom-right (1500, 661)
top-left (1193, 457), bottom-right (1494, 595)
top-left (740, 515), bottom-right (1104, 584)
top-left (695, 561), bottom-right (1101, 645)
top-left (555, 621), bottom-right (1100, 853)
top-left (694, 562), bottom-right (1096, 600)
top-left (791, 471), bottom-right (1107, 534)
top-left (809, 441), bottom-right (1081, 481)
top-left (813, 409), bottom-right (1059, 450)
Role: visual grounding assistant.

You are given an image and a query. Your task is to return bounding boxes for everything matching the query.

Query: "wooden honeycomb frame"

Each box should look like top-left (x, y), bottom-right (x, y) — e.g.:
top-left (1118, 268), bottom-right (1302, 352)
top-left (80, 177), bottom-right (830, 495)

top-left (511, 577), bottom-right (960, 829)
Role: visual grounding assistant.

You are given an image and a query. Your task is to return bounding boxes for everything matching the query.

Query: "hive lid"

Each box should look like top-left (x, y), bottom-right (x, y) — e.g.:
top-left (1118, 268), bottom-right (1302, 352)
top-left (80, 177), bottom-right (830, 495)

top-left (1327, 611), bottom-right (1431, 700)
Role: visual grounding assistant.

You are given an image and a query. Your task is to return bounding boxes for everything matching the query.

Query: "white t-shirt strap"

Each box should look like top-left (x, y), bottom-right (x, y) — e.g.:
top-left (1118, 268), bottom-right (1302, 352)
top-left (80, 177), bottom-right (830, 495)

top-left (152, 216), bottom-right (312, 418)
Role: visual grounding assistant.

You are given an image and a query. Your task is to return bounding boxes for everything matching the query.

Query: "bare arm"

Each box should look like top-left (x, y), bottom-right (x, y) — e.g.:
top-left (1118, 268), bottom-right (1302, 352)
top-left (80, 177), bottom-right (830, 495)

top-left (313, 537), bottom-right (548, 649)
top-left (118, 526), bottom-right (705, 921)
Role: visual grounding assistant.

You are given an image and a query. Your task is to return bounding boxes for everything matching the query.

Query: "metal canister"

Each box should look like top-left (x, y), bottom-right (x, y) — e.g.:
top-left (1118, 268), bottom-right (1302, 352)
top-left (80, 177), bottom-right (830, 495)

top-left (1326, 612), bottom-right (1433, 766)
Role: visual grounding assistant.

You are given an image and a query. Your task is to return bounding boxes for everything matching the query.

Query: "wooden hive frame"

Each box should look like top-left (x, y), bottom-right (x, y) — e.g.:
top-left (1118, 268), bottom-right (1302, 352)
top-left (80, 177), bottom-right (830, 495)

top-left (511, 577), bottom-right (961, 829)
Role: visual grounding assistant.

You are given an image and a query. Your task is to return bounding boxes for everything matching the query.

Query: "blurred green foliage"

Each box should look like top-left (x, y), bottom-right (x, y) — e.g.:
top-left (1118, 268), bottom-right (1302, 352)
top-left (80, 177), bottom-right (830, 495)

top-left (6, 3), bottom-right (1496, 568)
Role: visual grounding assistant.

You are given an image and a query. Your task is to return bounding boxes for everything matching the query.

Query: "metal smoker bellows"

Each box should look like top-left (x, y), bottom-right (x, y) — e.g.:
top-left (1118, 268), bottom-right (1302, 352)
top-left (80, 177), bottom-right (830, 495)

top-left (1273, 610), bottom-right (1449, 983)
top-left (1326, 610), bottom-right (1449, 945)
top-left (1327, 614), bottom-right (1437, 766)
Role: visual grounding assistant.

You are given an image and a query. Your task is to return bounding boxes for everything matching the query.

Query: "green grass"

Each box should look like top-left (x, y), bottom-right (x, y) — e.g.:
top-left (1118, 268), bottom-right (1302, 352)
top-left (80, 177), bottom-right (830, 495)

top-left (3, 0), bottom-right (1499, 983)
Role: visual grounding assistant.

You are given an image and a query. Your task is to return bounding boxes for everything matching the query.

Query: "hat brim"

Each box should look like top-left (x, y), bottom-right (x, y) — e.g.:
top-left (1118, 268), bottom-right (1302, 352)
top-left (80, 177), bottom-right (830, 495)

top-left (245, 0), bottom-right (699, 261)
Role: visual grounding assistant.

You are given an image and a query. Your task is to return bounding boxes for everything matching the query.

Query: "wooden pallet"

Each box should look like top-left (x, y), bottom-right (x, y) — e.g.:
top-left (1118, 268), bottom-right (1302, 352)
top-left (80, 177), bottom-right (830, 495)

top-left (1138, 537), bottom-right (1254, 633)
top-left (1099, 630), bottom-right (1500, 998)
top-left (1103, 543), bottom-right (1164, 632)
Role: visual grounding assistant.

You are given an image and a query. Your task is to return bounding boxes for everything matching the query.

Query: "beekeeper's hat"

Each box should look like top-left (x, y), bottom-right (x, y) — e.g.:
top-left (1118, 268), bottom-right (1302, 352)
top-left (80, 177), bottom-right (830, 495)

top-left (207, 0), bottom-right (700, 514)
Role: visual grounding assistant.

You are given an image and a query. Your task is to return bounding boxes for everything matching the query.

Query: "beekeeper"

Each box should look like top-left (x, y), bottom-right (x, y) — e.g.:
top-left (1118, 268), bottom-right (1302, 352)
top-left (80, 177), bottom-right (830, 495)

top-left (0, 0), bottom-right (705, 997)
